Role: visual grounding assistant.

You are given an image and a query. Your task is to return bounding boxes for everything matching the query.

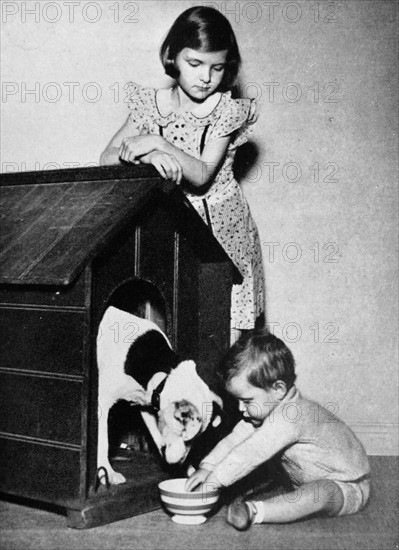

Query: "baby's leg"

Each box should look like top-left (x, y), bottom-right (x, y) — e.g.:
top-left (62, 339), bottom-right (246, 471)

top-left (227, 480), bottom-right (344, 529)
top-left (254, 480), bottom-right (344, 523)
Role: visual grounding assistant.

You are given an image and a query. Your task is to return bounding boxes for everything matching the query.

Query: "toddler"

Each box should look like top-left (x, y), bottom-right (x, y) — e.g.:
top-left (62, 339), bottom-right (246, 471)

top-left (185, 330), bottom-right (370, 530)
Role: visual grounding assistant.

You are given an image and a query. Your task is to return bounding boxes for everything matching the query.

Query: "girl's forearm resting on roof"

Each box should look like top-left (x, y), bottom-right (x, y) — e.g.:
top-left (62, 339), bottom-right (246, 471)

top-left (117, 133), bottom-right (229, 188)
top-left (154, 136), bottom-right (226, 187)
top-left (100, 147), bottom-right (123, 166)
top-left (101, 129), bottom-right (230, 187)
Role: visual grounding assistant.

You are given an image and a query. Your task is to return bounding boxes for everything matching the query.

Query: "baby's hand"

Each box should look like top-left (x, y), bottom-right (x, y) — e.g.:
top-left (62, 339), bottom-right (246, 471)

top-left (140, 151), bottom-right (182, 184)
top-left (184, 467), bottom-right (212, 492)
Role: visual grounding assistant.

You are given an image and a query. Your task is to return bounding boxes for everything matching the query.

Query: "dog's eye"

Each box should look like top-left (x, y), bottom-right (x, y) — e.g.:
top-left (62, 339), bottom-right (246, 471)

top-left (176, 399), bottom-right (190, 409)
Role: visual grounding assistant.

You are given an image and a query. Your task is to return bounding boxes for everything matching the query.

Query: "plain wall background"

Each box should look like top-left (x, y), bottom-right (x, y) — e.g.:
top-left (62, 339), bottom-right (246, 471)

top-left (1, 0), bottom-right (398, 454)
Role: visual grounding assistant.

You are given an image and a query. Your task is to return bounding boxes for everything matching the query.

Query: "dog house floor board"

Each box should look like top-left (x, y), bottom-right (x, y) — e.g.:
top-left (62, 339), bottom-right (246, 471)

top-left (68, 452), bottom-right (170, 529)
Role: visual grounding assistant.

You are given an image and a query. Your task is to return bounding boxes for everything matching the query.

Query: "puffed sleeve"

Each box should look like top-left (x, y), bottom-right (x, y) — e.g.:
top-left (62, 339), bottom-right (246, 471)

top-left (210, 97), bottom-right (258, 149)
top-left (125, 82), bottom-right (150, 130)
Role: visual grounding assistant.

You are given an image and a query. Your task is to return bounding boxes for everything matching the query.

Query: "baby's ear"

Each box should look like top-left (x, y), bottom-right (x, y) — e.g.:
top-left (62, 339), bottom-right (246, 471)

top-left (273, 380), bottom-right (287, 398)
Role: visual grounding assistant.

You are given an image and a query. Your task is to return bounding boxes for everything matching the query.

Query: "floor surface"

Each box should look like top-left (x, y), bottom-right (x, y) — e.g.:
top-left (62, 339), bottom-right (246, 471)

top-left (1, 456), bottom-right (398, 550)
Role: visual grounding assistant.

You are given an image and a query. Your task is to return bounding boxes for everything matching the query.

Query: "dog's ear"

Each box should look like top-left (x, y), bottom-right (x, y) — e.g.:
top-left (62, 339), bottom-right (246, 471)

top-left (208, 390), bottom-right (223, 427)
top-left (210, 400), bottom-right (223, 428)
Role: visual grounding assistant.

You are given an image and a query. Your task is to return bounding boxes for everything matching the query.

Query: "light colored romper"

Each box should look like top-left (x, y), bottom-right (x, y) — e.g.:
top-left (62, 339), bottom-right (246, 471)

top-left (201, 386), bottom-right (371, 517)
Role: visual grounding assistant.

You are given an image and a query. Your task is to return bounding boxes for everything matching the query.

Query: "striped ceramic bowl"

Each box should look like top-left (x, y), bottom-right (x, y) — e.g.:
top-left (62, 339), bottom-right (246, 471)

top-left (158, 478), bottom-right (220, 525)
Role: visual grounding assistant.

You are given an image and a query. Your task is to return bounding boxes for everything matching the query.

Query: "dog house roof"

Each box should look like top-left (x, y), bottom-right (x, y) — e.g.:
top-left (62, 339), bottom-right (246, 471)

top-left (0, 165), bottom-right (240, 286)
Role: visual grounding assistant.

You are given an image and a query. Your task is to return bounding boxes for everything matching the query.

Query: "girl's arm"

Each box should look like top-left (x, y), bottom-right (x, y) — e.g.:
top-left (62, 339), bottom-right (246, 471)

top-left (100, 115), bottom-right (231, 187)
top-left (100, 117), bottom-right (182, 182)
top-left (99, 116), bottom-right (140, 166)
top-left (161, 134), bottom-right (231, 188)
top-left (119, 133), bottom-right (231, 189)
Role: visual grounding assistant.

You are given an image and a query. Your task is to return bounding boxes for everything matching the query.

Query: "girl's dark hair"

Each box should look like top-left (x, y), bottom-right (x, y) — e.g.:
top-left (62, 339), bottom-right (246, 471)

top-left (160, 6), bottom-right (241, 91)
top-left (218, 330), bottom-right (297, 390)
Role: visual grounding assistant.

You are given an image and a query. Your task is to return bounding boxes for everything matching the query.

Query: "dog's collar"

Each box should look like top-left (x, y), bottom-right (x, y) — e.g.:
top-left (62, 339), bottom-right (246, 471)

top-left (150, 375), bottom-right (168, 412)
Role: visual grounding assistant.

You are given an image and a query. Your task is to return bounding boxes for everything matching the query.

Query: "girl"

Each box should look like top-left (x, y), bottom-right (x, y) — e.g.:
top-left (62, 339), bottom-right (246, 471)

top-left (100, 6), bottom-right (265, 340)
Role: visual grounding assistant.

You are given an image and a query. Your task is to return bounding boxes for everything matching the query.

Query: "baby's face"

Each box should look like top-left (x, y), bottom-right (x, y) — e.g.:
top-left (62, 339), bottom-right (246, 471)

top-left (227, 375), bottom-right (280, 428)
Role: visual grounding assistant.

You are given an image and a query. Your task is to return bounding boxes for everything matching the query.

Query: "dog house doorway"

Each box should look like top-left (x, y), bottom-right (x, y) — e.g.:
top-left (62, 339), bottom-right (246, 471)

top-left (97, 278), bottom-right (178, 484)
top-left (104, 278), bottom-right (168, 333)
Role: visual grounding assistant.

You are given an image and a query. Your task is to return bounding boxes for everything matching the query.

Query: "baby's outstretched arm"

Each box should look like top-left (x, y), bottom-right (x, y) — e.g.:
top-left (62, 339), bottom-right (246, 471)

top-left (184, 420), bottom-right (255, 493)
top-left (185, 470), bottom-right (222, 493)
top-left (185, 467), bottom-right (212, 491)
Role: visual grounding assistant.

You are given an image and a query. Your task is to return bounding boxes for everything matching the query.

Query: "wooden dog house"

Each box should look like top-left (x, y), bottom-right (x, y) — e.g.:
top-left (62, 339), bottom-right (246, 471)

top-left (0, 165), bottom-right (239, 528)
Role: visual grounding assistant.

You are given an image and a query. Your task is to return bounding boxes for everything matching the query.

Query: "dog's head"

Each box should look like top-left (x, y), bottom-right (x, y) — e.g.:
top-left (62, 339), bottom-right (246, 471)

top-left (149, 361), bottom-right (223, 464)
top-left (158, 400), bottom-right (202, 463)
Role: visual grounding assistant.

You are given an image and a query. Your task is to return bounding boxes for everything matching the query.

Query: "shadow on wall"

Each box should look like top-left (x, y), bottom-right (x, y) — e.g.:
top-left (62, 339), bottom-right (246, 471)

top-left (233, 141), bottom-right (260, 183)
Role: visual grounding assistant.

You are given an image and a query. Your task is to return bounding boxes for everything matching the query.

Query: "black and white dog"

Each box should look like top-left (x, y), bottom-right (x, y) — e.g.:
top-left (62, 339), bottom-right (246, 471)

top-left (97, 305), bottom-right (223, 485)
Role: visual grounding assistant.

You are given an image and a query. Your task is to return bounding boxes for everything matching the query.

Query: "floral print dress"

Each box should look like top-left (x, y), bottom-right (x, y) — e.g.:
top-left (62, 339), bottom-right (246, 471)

top-left (126, 83), bottom-right (264, 330)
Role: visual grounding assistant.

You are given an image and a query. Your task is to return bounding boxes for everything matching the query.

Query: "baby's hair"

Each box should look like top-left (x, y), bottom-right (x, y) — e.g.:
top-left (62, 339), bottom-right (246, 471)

top-left (160, 6), bottom-right (241, 91)
top-left (218, 330), bottom-right (297, 390)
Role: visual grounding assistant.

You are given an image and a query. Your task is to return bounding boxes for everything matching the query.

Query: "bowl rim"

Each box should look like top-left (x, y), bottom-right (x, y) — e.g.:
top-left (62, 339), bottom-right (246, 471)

top-left (158, 478), bottom-right (220, 499)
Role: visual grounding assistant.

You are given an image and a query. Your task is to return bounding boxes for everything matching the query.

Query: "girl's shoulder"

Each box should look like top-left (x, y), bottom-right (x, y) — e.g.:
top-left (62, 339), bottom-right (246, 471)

top-left (220, 91), bottom-right (256, 113)
top-left (216, 92), bottom-right (257, 125)
top-left (125, 82), bottom-right (157, 114)
top-left (125, 82), bottom-right (178, 126)
top-left (210, 92), bottom-right (258, 145)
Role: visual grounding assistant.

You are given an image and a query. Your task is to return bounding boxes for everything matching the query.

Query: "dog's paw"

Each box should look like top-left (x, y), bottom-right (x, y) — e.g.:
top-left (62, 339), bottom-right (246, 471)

top-left (129, 389), bottom-right (150, 407)
top-left (109, 470), bottom-right (126, 485)
top-left (98, 467), bottom-right (126, 485)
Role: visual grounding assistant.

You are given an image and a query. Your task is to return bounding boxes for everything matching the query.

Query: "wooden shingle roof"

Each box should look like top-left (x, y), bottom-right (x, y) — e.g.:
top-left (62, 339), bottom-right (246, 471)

top-left (0, 165), bottom-right (240, 286)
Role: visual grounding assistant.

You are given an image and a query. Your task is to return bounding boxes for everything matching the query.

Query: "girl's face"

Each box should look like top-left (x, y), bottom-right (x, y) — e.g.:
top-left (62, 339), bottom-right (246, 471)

top-left (227, 374), bottom-right (284, 428)
top-left (174, 48), bottom-right (228, 102)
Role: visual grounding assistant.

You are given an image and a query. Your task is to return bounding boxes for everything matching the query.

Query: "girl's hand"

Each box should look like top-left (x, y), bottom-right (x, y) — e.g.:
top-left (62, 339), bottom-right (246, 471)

top-left (119, 134), bottom-right (161, 163)
top-left (184, 467), bottom-right (212, 492)
top-left (140, 150), bottom-right (182, 184)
